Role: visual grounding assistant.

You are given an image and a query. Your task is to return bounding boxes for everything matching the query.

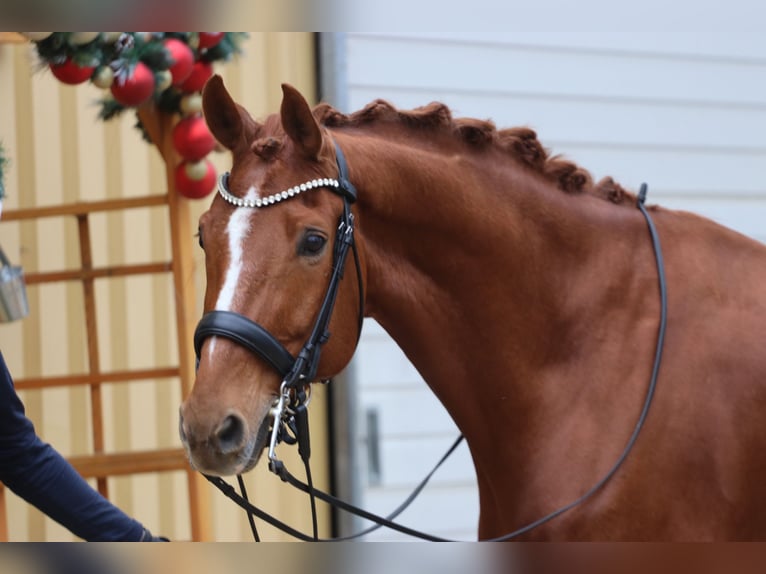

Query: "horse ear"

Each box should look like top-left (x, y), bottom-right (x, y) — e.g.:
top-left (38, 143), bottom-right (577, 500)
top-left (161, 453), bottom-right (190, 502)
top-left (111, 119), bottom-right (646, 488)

top-left (202, 75), bottom-right (246, 151)
top-left (280, 83), bottom-right (322, 159)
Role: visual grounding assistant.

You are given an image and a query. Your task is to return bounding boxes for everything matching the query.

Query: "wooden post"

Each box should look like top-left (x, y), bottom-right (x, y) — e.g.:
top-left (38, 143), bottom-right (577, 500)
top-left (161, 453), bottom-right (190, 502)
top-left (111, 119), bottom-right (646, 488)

top-left (77, 214), bottom-right (108, 496)
top-left (0, 486), bottom-right (7, 541)
top-left (137, 103), bottom-right (213, 541)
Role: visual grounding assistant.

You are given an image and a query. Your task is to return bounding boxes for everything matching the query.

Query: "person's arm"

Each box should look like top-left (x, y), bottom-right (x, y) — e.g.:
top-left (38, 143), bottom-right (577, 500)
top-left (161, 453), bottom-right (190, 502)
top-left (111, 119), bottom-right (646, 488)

top-left (0, 352), bottom-right (158, 541)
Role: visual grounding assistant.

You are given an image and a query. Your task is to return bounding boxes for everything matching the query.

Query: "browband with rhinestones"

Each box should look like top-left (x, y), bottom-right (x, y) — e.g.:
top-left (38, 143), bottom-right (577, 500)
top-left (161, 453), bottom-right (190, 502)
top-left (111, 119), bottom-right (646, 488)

top-left (217, 172), bottom-right (340, 208)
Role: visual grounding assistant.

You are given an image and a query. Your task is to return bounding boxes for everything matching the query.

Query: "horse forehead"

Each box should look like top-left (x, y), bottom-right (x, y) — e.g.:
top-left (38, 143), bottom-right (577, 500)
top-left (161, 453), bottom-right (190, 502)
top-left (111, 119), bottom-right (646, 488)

top-left (204, 191), bottom-right (254, 228)
top-left (202, 166), bottom-right (342, 252)
top-left (205, 198), bottom-right (298, 260)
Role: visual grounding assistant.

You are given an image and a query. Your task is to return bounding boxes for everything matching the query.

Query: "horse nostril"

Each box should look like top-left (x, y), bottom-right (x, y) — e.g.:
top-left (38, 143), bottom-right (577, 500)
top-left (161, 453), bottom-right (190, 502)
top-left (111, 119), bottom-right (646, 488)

top-left (215, 413), bottom-right (246, 454)
top-left (178, 410), bottom-right (189, 444)
top-left (179, 419), bottom-right (187, 443)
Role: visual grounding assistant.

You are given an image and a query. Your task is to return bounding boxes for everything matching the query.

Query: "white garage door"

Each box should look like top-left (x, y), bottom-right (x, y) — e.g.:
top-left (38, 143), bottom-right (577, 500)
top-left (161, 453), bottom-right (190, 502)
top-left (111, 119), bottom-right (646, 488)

top-left (319, 20), bottom-right (766, 540)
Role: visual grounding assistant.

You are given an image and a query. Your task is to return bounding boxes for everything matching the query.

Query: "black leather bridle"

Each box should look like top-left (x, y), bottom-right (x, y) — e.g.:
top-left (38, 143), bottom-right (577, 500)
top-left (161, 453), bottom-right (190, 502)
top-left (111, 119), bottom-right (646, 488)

top-left (195, 142), bottom-right (668, 542)
top-left (194, 142), bottom-right (366, 539)
top-left (194, 143), bottom-right (363, 390)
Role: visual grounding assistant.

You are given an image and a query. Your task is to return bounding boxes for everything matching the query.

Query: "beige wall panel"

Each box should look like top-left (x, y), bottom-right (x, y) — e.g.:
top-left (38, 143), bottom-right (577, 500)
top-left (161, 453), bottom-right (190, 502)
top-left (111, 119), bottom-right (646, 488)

top-left (0, 33), bottom-right (327, 541)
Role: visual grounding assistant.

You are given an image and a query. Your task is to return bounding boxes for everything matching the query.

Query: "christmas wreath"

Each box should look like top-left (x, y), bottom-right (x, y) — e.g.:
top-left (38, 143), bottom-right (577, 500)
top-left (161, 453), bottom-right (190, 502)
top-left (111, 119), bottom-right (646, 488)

top-left (25, 32), bottom-right (248, 198)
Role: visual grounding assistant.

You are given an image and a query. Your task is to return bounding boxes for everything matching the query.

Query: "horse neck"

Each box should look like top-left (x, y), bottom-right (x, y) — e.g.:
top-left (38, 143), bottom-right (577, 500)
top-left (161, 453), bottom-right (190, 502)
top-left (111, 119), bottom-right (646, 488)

top-left (340, 130), bottom-right (658, 469)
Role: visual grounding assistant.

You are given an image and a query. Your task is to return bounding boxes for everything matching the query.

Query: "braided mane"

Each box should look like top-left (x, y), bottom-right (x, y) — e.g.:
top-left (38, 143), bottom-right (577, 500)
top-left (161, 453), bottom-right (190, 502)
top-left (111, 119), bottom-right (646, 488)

top-left (312, 100), bottom-right (633, 205)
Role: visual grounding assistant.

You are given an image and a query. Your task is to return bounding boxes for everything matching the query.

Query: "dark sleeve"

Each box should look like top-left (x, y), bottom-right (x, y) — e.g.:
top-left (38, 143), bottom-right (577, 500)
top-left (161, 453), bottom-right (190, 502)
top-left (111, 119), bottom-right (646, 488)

top-left (0, 351), bottom-right (147, 541)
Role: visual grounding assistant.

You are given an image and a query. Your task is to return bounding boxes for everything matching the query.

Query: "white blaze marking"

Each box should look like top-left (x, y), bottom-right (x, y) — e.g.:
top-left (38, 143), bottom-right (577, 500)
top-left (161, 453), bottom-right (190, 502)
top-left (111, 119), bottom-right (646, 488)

top-left (208, 186), bottom-right (259, 359)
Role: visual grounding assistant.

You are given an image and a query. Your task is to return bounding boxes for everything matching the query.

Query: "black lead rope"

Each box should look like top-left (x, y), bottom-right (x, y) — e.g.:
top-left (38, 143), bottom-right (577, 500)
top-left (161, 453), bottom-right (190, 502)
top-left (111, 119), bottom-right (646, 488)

top-left (206, 174), bottom-right (668, 542)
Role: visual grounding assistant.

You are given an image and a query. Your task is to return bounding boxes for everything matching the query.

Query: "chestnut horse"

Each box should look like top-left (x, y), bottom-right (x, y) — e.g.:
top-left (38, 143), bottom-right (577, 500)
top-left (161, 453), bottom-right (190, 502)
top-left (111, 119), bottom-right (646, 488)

top-left (180, 75), bottom-right (766, 540)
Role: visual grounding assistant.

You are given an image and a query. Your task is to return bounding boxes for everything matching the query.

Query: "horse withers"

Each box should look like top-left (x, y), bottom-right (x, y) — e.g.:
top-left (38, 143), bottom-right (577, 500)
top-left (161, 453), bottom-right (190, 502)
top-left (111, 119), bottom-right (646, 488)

top-left (179, 74), bottom-right (766, 540)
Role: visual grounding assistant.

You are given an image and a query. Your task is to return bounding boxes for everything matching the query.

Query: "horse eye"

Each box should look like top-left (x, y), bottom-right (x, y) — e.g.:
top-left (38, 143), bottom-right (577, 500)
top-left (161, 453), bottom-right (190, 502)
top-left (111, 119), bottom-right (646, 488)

top-left (298, 232), bottom-right (327, 257)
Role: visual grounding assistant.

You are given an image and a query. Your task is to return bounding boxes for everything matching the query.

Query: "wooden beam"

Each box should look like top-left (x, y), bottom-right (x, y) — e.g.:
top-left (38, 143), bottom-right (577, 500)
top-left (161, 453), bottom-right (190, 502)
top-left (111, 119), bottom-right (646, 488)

top-left (24, 262), bottom-right (172, 285)
top-left (1, 194), bottom-right (168, 221)
top-left (68, 448), bottom-right (190, 478)
top-left (14, 367), bottom-right (181, 390)
top-left (137, 103), bottom-right (213, 541)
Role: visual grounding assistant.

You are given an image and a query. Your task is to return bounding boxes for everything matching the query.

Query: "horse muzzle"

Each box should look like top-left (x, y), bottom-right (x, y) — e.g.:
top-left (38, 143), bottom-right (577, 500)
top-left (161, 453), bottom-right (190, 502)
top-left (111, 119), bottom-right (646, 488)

top-left (178, 404), bottom-right (271, 476)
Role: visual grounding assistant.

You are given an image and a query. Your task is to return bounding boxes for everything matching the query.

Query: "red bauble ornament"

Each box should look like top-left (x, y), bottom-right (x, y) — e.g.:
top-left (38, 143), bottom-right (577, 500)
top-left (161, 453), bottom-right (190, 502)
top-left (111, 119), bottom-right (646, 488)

top-left (175, 159), bottom-right (217, 199)
top-left (50, 58), bottom-right (95, 85)
top-left (172, 115), bottom-right (216, 161)
top-left (110, 62), bottom-right (155, 106)
top-left (179, 61), bottom-right (213, 93)
top-left (163, 38), bottom-right (194, 86)
top-left (198, 33), bottom-right (224, 49)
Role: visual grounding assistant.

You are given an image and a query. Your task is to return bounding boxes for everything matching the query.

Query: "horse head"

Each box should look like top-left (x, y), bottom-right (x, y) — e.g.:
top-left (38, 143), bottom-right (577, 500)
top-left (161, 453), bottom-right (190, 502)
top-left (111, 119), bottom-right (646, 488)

top-left (179, 76), bottom-right (364, 476)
